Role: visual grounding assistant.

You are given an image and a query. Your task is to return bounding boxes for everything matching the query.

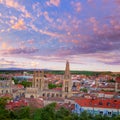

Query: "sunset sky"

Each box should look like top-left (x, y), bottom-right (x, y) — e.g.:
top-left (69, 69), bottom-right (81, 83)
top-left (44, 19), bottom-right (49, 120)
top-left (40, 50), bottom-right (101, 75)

top-left (0, 0), bottom-right (120, 71)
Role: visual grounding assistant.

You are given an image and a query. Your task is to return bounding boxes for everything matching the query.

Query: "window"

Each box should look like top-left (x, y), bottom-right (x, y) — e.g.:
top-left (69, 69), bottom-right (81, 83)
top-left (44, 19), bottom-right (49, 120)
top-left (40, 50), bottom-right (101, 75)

top-left (99, 111), bottom-right (103, 115)
top-left (108, 112), bottom-right (112, 115)
top-left (65, 87), bottom-right (68, 92)
top-left (52, 93), bottom-right (54, 97)
top-left (1, 90), bottom-right (3, 94)
top-left (99, 101), bottom-right (103, 105)
top-left (6, 90), bottom-right (8, 93)
top-left (107, 102), bottom-right (110, 106)
top-left (47, 93), bottom-right (50, 97)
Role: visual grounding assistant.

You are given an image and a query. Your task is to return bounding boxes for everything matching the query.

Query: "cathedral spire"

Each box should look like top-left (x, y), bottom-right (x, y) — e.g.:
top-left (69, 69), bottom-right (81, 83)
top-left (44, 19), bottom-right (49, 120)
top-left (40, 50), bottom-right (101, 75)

top-left (65, 60), bottom-right (70, 76)
top-left (62, 60), bottom-right (72, 98)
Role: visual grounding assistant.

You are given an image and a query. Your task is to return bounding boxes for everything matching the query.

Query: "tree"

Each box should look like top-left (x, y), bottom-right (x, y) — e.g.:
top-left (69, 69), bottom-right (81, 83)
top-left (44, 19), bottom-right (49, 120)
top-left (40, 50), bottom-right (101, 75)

top-left (20, 81), bottom-right (32, 88)
top-left (13, 106), bottom-right (30, 119)
top-left (0, 97), bottom-right (10, 120)
top-left (33, 103), bottom-right (56, 120)
top-left (80, 88), bottom-right (88, 93)
top-left (48, 83), bottom-right (57, 89)
top-left (78, 111), bottom-right (93, 120)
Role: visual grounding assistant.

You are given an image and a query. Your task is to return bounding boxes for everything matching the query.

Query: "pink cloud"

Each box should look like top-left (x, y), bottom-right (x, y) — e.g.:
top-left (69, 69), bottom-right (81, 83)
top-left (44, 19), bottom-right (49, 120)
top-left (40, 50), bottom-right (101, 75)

top-left (87, 0), bottom-right (93, 3)
top-left (29, 23), bottom-right (60, 37)
top-left (0, 58), bottom-right (15, 66)
top-left (0, 0), bottom-right (31, 18)
top-left (88, 17), bottom-right (99, 32)
top-left (12, 19), bottom-right (26, 30)
top-left (1, 47), bottom-right (39, 55)
top-left (27, 39), bottom-right (34, 44)
top-left (1, 42), bottom-right (7, 49)
top-left (116, 0), bottom-right (120, 4)
top-left (49, 0), bottom-right (60, 7)
top-left (43, 11), bottom-right (53, 23)
top-left (71, 1), bottom-right (82, 12)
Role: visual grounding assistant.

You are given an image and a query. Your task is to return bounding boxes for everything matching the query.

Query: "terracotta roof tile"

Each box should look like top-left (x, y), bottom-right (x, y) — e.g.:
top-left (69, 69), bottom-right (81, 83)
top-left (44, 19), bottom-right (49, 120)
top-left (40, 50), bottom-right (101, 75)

top-left (116, 77), bottom-right (120, 83)
top-left (75, 98), bottom-right (120, 109)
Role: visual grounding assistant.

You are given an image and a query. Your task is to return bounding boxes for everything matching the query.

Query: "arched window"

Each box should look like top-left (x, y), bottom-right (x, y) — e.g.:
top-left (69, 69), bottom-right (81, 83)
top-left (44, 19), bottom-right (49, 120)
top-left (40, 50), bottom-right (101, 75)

top-left (1, 90), bottom-right (3, 94)
top-left (43, 93), bottom-right (45, 97)
top-left (52, 93), bottom-right (54, 97)
top-left (30, 95), bottom-right (34, 98)
top-left (47, 93), bottom-right (50, 97)
top-left (6, 90), bottom-right (8, 93)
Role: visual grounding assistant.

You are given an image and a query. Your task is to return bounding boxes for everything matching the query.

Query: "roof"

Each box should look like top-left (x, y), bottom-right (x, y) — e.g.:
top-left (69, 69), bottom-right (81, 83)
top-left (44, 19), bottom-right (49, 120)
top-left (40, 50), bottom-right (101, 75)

top-left (6, 100), bottom-right (28, 110)
top-left (56, 103), bottom-right (75, 111)
top-left (52, 87), bottom-right (62, 91)
top-left (44, 97), bottom-right (64, 101)
top-left (98, 91), bottom-right (116, 95)
top-left (26, 98), bottom-right (44, 108)
top-left (75, 98), bottom-right (120, 109)
top-left (1, 94), bottom-right (13, 98)
top-left (116, 77), bottom-right (120, 83)
top-left (16, 84), bottom-right (24, 89)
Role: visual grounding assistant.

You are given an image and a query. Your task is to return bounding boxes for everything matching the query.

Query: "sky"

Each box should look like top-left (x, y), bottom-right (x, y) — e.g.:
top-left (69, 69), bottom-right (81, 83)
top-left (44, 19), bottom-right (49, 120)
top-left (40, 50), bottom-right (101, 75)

top-left (0, 0), bottom-right (120, 72)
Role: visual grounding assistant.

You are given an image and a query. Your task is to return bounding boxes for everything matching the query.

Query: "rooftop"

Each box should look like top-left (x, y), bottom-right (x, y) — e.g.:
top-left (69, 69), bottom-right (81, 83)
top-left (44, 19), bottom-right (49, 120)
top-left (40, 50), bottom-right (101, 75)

top-left (75, 98), bottom-right (120, 109)
top-left (116, 77), bottom-right (120, 83)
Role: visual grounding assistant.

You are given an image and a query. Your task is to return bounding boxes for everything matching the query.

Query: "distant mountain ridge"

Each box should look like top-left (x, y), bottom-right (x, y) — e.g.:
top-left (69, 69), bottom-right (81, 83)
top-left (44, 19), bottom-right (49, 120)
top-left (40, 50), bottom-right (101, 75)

top-left (0, 67), bottom-right (50, 71)
top-left (0, 68), bottom-right (27, 70)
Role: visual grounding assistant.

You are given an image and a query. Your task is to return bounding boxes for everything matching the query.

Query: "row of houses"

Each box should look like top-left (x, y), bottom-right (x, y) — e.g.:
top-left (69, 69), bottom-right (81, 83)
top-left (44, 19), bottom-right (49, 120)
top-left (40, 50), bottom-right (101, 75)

top-left (73, 98), bottom-right (120, 116)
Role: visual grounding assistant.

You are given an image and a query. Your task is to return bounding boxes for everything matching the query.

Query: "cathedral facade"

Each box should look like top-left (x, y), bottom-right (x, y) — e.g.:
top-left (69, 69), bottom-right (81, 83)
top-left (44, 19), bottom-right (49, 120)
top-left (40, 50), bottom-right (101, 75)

top-left (25, 61), bottom-right (73, 98)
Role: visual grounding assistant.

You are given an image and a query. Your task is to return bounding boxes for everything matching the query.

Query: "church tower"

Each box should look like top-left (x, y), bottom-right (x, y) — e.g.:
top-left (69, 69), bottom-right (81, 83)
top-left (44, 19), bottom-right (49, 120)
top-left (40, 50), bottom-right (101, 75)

top-left (62, 61), bottom-right (72, 98)
top-left (32, 70), bottom-right (44, 91)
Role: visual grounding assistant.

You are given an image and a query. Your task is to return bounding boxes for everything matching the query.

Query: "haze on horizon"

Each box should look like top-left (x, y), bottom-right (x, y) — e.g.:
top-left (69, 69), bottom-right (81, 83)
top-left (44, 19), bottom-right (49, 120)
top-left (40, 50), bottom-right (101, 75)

top-left (0, 0), bottom-right (120, 72)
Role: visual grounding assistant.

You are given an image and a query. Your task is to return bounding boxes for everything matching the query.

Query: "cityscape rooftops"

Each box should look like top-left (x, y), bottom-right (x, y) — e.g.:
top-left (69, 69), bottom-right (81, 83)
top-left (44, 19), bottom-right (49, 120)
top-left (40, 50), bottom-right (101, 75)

top-left (6, 99), bottom-right (28, 110)
top-left (75, 98), bottom-right (120, 109)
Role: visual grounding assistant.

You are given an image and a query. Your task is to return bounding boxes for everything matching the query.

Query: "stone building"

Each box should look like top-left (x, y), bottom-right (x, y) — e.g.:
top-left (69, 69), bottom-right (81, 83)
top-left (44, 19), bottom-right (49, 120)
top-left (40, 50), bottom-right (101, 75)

top-left (25, 61), bottom-right (73, 98)
top-left (0, 76), bottom-right (13, 94)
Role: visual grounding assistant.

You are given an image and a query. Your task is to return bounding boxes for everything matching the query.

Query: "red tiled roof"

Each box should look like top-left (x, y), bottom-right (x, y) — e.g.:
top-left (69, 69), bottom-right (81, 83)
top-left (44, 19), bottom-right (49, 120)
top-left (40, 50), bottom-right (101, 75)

top-left (52, 87), bottom-right (62, 91)
top-left (6, 100), bottom-right (28, 110)
top-left (75, 98), bottom-right (120, 109)
top-left (2, 94), bottom-right (13, 98)
top-left (116, 77), bottom-right (120, 83)
top-left (26, 98), bottom-right (44, 108)
top-left (56, 103), bottom-right (75, 111)
top-left (16, 84), bottom-right (24, 88)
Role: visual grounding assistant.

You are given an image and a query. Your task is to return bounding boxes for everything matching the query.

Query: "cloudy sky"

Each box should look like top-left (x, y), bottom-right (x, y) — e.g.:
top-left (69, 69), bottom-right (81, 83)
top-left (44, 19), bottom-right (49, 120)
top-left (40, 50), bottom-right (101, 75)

top-left (0, 0), bottom-right (120, 71)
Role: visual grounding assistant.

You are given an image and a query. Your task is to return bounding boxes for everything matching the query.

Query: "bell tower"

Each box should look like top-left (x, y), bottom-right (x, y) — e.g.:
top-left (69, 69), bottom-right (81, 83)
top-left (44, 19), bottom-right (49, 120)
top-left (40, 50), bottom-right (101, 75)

top-left (32, 70), bottom-right (44, 91)
top-left (62, 61), bottom-right (72, 98)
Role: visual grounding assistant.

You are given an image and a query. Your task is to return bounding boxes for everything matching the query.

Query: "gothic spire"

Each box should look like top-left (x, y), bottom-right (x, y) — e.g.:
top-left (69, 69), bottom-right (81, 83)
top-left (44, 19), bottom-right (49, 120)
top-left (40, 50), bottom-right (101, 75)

top-left (65, 60), bottom-right (70, 75)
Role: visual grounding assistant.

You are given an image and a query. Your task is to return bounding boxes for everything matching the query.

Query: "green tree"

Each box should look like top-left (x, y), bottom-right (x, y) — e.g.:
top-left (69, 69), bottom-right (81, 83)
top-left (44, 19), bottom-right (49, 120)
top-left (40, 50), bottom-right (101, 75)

top-left (78, 111), bottom-right (93, 120)
top-left (80, 88), bottom-right (88, 93)
top-left (0, 97), bottom-right (10, 120)
top-left (48, 83), bottom-right (57, 89)
top-left (33, 103), bottom-right (56, 120)
top-left (20, 81), bottom-right (32, 88)
top-left (13, 106), bottom-right (31, 119)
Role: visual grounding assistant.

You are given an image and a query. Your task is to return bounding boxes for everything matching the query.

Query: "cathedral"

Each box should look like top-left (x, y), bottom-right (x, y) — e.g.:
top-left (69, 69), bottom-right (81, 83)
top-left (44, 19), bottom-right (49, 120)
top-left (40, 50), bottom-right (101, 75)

top-left (25, 61), bottom-right (73, 98)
